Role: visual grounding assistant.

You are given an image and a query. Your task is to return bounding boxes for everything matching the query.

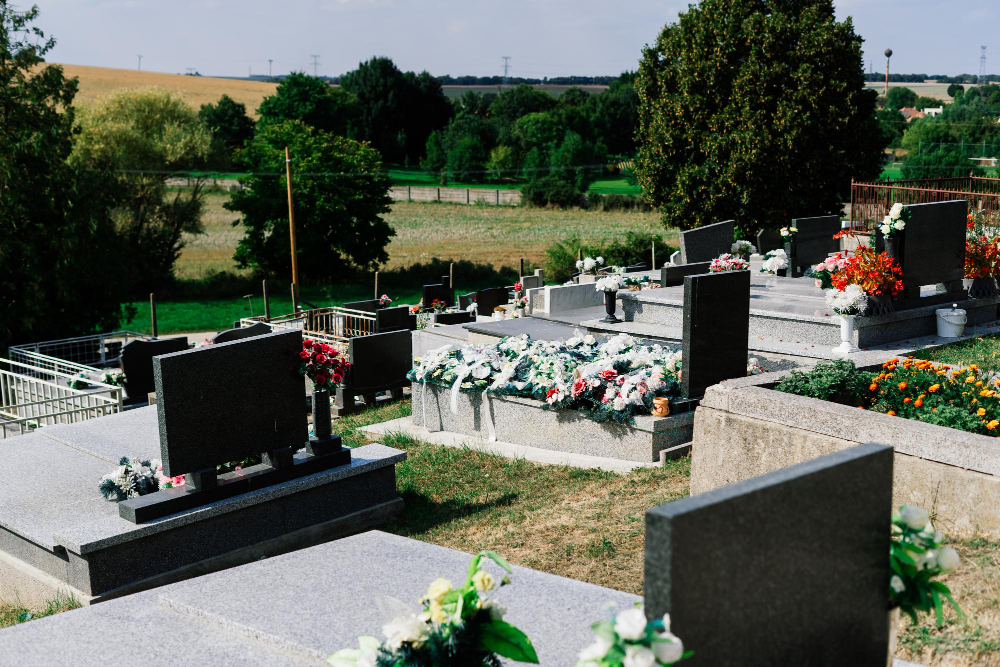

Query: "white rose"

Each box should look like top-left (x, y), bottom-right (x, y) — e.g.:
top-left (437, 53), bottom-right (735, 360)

top-left (890, 202), bottom-right (904, 218)
top-left (614, 607), bottom-right (648, 640)
top-left (894, 220), bottom-right (905, 231)
top-left (780, 227), bottom-right (788, 236)
top-left (576, 260), bottom-right (584, 269)
top-left (583, 335), bottom-right (596, 345)
top-left (471, 364), bottom-right (491, 380)
top-left (382, 615), bottom-right (429, 650)
top-left (890, 575), bottom-right (906, 593)
top-left (937, 546), bottom-right (960, 572)
top-left (613, 395), bottom-right (627, 412)
top-left (596, 256), bottom-right (604, 264)
top-left (623, 644), bottom-right (656, 667)
top-left (583, 257), bottom-right (596, 271)
top-left (578, 636), bottom-right (613, 661)
top-left (901, 505), bottom-right (929, 531)
top-left (652, 633), bottom-right (684, 663)
top-left (880, 225), bottom-right (890, 236)
top-left (919, 550), bottom-right (937, 571)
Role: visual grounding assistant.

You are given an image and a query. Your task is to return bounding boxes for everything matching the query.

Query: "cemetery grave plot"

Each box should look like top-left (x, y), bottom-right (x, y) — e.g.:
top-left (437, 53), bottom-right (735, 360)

top-left (0, 330), bottom-right (405, 605)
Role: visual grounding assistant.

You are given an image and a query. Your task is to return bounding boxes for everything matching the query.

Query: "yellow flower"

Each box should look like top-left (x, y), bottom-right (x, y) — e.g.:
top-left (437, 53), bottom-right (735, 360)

top-left (966, 376), bottom-right (976, 384)
top-left (421, 577), bottom-right (452, 604)
top-left (978, 408), bottom-right (986, 416)
top-left (989, 420), bottom-right (999, 431)
top-left (929, 384), bottom-right (940, 393)
top-left (472, 569), bottom-right (496, 592)
top-left (428, 600), bottom-right (449, 624)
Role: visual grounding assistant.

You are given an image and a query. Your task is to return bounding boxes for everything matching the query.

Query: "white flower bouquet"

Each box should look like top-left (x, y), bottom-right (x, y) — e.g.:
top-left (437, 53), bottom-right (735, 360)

top-left (577, 603), bottom-right (688, 667)
top-left (759, 249), bottom-right (788, 274)
top-left (890, 505), bottom-right (963, 626)
top-left (576, 256), bottom-right (605, 274)
top-left (824, 284), bottom-right (868, 316)
top-left (879, 202), bottom-right (910, 239)
top-left (780, 226), bottom-right (798, 238)
top-left (730, 240), bottom-right (756, 259)
top-left (98, 456), bottom-right (164, 501)
top-left (330, 551), bottom-right (538, 667)
top-left (595, 275), bottom-right (625, 292)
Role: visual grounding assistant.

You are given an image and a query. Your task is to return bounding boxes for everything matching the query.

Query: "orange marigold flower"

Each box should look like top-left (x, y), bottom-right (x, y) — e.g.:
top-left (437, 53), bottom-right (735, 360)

top-left (903, 397), bottom-right (912, 404)
top-left (869, 384), bottom-right (878, 391)
top-left (898, 382), bottom-right (907, 390)
top-left (887, 410), bottom-right (896, 416)
top-left (989, 420), bottom-right (1000, 430)
top-left (976, 380), bottom-right (984, 387)
top-left (929, 384), bottom-right (940, 392)
top-left (978, 408), bottom-right (987, 416)
top-left (914, 399), bottom-right (924, 407)
top-left (966, 376), bottom-right (976, 384)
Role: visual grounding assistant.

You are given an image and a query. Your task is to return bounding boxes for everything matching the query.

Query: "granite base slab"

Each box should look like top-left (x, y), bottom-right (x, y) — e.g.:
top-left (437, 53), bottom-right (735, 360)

top-left (411, 382), bottom-right (694, 462)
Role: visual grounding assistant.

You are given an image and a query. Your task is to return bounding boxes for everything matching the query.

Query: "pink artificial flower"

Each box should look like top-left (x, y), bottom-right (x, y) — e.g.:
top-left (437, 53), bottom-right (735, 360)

top-left (615, 375), bottom-right (627, 385)
top-left (572, 378), bottom-right (587, 397)
top-left (599, 369), bottom-right (618, 381)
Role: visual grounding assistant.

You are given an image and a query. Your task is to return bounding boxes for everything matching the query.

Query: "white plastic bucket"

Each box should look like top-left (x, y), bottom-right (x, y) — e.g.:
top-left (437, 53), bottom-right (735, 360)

top-left (936, 304), bottom-right (967, 338)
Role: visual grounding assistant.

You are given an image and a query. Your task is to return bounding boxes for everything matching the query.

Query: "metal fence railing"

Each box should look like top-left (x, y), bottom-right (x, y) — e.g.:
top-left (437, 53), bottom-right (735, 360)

top-left (9, 330), bottom-right (151, 369)
top-left (0, 357), bottom-right (123, 439)
top-left (850, 176), bottom-right (1000, 232)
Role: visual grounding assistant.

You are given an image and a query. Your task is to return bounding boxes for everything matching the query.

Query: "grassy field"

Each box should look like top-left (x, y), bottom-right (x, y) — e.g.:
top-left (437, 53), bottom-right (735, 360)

top-left (50, 63), bottom-right (277, 115)
top-left (864, 82), bottom-right (954, 102)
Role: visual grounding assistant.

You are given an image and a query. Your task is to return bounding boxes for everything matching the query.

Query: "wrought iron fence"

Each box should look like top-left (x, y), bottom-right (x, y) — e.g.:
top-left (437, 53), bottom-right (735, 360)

top-left (850, 176), bottom-right (1000, 232)
top-left (9, 330), bottom-right (152, 368)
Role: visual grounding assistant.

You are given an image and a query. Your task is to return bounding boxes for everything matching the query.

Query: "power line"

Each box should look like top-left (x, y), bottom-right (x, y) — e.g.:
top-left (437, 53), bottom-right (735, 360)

top-left (981, 46), bottom-right (988, 81)
top-left (310, 55), bottom-right (321, 77)
top-left (502, 56), bottom-right (511, 89)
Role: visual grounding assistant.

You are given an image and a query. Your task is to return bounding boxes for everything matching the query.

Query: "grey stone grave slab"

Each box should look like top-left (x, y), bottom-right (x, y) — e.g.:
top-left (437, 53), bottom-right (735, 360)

top-left (37, 405), bottom-right (161, 463)
top-left (210, 321), bottom-right (272, 345)
top-left (669, 249), bottom-right (681, 264)
top-left (897, 200), bottom-right (967, 298)
top-left (154, 330), bottom-right (308, 478)
top-left (342, 299), bottom-right (379, 313)
top-left (475, 286), bottom-right (510, 315)
top-left (465, 317), bottom-right (583, 342)
top-left (681, 270), bottom-right (750, 397)
top-left (375, 305), bottom-right (413, 332)
top-left (790, 214), bottom-right (841, 272)
top-left (679, 219), bottom-right (734, 263)
top-left (660, 262), bottom-right (712, 287)
top-left (520, 269), bottom-right (545, 290)
top-left (119, 337), bottom-right (188, 404)
top-left (422, 283), bottom-right (451, 308)
top-left (756, 228), bottom-right (783, 254)
top-left (645, 442), bottom-right (893, 667)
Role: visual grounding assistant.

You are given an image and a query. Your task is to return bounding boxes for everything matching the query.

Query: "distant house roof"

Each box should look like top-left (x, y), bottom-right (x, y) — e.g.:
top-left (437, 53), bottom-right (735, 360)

top-left (899, 107), bottom-right (925, 121)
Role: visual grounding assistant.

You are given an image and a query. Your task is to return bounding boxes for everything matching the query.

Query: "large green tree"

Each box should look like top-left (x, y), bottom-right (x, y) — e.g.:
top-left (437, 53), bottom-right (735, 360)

top-left (199, 94), bottom-right (255, 168)
top-left (634, 0), bottom-right (883, 236)
top-left (257, 72), bottom-right (359, 136)
top-left (227, 120), bottom-right (394, 278)
top-left (885, 86), bottom-right (917, 110)
top-left (71, 87), bottom-right (211, 292)
top-left (0, 2), bottom-right (128, 350)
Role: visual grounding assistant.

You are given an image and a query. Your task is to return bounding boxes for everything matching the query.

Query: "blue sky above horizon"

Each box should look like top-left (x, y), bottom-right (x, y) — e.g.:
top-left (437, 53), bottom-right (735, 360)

top-left (32, 0), bottom-right (998, 79)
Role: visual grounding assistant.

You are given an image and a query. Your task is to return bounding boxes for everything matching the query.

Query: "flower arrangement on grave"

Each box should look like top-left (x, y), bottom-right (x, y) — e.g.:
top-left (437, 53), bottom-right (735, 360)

top-left (810, 252), bottom-right (848, 289)
top-left (430, 299), bottom-right (448, 312)
top-left (101, 371), bottom-right (126, 387)
top-left (624, 275), bottom-right (648, 291)
top-left (730, 240), bottom-right (756, 260)
top-left (576, 256), bottom-right (605, 275)
top-left (890, 504), bottom-right (962, 626)
top-left (879, 203), bottom-right (910, 239)
top-left (759, 249), bottom-right (788, 274)
top-left (410, 302), bottom-right (422, 315)
top-left (576, 603), bottom-right (688, 667)
top-left (298, 339), bottom-right (350, 389)
top-left (67, 372), bottom-right (89, 390)
top-left (98, 457), bottom-right (164, 501)
top-left (511, 295), bottom-right (529, 312)
top-left (513, 282), bottom-right (523, 294)
top-left (595, 274), bottom-right (625, 292)
top-left (408, 334), bottom-right (683, 425)
top-left (747, 357), bottom-right (764, 376)
top-left (780, 226), bottom-right (798, 238)
top-left (830, 247), bottom-right (904, 298)
top-left (708, 253), bottom-right (749, 272)
top-left (329, 550), bottom-right (538, 667)
top-left (824, 284), bottom-right (868, 316)
top-left (378, 294), bottom-right (393, 307)
top-left (964, 210), bottom-right (1000, 279)
top-left (493, 306), bottom-right (506, 313)
top-left (466, 300), bottom-right (478, 313)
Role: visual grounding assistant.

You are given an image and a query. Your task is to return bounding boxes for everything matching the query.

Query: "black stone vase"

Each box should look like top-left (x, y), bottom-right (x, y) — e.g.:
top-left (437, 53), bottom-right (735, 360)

top-left (864, 292), bottom-right (894, 317)
top-left (312, 387), bottom-right (332, 441)
top-left (783, 240), bottom-right (799, 278)
top-left (601, 290), bottom-right (620, 323)
top-left (967, 277), bottom-right (1000, 299)
top-left (883, 234), bottom-right (903, 271)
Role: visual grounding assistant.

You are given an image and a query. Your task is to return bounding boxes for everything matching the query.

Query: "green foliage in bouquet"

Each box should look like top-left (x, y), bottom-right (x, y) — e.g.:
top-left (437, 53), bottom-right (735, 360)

top-left (890, 505), bottom-right (963, 626)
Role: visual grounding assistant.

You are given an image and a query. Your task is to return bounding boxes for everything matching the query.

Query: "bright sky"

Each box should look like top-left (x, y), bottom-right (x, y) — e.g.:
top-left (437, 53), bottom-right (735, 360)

top-left (32, 0), bottom-right (998, 79)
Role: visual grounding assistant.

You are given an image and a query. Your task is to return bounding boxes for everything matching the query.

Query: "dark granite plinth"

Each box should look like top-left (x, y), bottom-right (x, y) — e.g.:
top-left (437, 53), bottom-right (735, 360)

top-left (660, 262), bottom-right (712, 287)
top-left (790, 214), bottom-right (841, 270)
top-left (681, 271), bottom-right (750, 397)
top-left (119, 337), bottom-right (188, 404)
top-left (679, 220), bottom-right (734, 264)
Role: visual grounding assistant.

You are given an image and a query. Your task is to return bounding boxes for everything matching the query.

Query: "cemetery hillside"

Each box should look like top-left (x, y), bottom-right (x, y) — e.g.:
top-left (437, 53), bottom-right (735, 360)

top-left (7, 0), bottom-right (1000, 665)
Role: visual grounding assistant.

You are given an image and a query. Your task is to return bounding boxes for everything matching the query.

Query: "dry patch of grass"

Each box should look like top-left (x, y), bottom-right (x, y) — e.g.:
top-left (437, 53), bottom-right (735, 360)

top-left (0, 593), bottom-right (80, 629)
top-left (52, 63), bottom-right (277, 115)
top-left (176, 192), bottom-right (245, 279)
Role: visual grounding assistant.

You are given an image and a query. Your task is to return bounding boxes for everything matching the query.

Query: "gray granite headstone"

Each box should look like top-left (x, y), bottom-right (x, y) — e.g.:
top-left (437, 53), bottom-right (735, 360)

top-left (376, 305), bottom-right (414, 332)
top-left (660, 262), bottom-right (712, 287)
top-left (790, 215), bottom-right (841, 270)
top-left (210, 321), bottom-right (272, 345)
top-left (645, 442), bottom-right (893, 667)
top-left (679, 220), bottom-right (734, 264)
top-left (475, 287), bottom-right (510, 315)
top-left (422, 284), bottom-right (451, 308)
top-left (896, 200), bottom-right (966, 292)
top-left (119, 337), bottom-right (189, 404)
top-left (154, 330), bottom-right (307, 477)
top-left (756, 228), bottom-right (783, 254)
top-left (520, 270), bottom-right (544, 290)
top-left (669, 250), bottom-right (681, 265)
top-left (347, 330), bottom-right (412, 393)
top-left (681, 271), bottom-right (749, 397)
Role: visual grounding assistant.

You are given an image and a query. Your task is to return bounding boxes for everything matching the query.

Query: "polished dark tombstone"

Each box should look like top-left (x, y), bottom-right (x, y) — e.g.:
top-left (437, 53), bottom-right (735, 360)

top-left (342, 299), bottom-right (380, 313)
top-left (458, 292), bottom-right (476, 310)
top-left (119, 337), bottom-right (189, 404)
top-left (210, 321), bottom-right (272, 345)
top-left (896, 200), bottom-right (967, 301)
top-left (755, 228), bottom-right (783, 254)
top-left (645, 443), bottom-right (893, 667)
top-left (120, 329), bottom-right (349, 523)
top-left (660, 262), bottom-right (712, 287)
top-left (376, 305), bottom-right (414, 332)
top-left (432, 311), bottom-right (474, 325)
top-left (790, 215), bottom-right (841, 274)
top-left (422, 284), bottom-right (451, 308)
top-left (334, 330), bottom-right (412, 417)
top-left (678, 220), bottom-right (734, 264)
top-left (475, 287), bottom-right (510, 315)
top-left (681, 271), bottom-right (750, 398)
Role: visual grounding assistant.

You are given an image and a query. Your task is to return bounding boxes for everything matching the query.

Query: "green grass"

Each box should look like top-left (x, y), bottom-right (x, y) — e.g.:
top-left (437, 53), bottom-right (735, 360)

top-left (913, 331), bottom-right (1000, 373)
top-left (0, 593), bottom-right (80, 629)
top-left (587, 176), bottom-right (641, 195)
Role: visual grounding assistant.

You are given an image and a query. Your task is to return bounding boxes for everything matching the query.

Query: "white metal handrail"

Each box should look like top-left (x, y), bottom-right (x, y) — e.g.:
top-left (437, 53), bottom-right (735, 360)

top-left (9, 330), bottom-right (151, 368)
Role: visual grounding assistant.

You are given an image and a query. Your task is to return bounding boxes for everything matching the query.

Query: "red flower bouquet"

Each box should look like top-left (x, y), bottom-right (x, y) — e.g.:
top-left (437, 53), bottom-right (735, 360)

top-left (965, 211), bottom-right (1000, 279)
top-left (831, 247), bottom-right (904, 297)
top-left (298, 339), bottom-right (350, 389)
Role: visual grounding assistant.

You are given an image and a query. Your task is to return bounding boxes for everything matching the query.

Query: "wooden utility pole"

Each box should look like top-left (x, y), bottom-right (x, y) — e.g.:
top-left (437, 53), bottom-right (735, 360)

top-left (374, 272), bottom-right (379, 299)
top-left (651, 240), bottom-right (656, 270)
top-left (149, 293), bottom-right (158, 338)
top-left (519, 257), bottom-right (524, 277)
top-left (449, 262), bottom-right (454, 288)
top-left (262, 279), bottom-right (271, 321)
top-left (285, 146), bottom-right (300, 311)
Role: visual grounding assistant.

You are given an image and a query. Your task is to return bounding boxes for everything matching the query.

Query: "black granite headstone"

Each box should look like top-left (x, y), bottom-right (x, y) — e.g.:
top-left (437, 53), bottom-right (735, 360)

top-left (679, 220), bottom-right (735, 263)
top-left (210, 321), bottom-right (272, 345)
top-left (345, 330), bottom-right (412, 393)
top-left (755, 228), bottom-right (783, 254)
top-left (790, 215), bottom-right (841, 271)
top-left (660, 262), bottom-right (712, 287)
top-left (432, 311), bottom-right (474, 325)
top-left (376, 305), bottom-right (414, 332)
top-left (153, 330), bottom-right (307, 477)
top-left (896, 200), bottom-right (966, 295)
top-left (475, 287), bottom-right (509, 315)
top-left (342, 299), bottom-right (380, 313)
top-left (458, 292), bottom-right (476, 310)
top-left (681, 271), bottom-right (749, 397)
top-left (119, 337), bottom-right (189, 404)
top-left (422, 284), bottom-right (451, 308)
top-left (645, 443), bottom-right (893, 667)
